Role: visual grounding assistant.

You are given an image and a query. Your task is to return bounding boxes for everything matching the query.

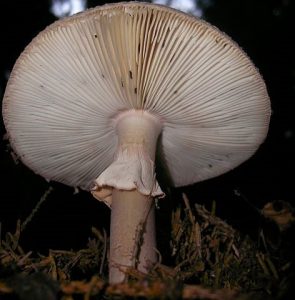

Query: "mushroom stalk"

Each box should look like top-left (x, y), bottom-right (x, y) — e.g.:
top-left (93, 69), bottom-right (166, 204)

top-left (110, 189), bottom-right (156, 283)
top-left (92, 110), bottom-right (164, 283)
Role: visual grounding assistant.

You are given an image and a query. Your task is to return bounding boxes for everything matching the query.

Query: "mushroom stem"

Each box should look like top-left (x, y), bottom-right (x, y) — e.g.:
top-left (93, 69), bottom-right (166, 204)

top-left (110, 189), bottom-right (156, 283)
top-left (92, 110), bottom-right (164, 283)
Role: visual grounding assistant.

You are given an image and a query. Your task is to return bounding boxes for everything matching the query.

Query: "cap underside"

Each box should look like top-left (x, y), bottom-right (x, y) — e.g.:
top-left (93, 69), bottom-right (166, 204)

top-left (2, 2), bottom-right (271, 190)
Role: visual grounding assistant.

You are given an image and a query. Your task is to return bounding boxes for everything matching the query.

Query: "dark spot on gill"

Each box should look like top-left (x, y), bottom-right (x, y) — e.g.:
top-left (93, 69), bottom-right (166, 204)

top-left (94, 34), bottom-right (98, 38)
top-left (134, 88), bottom-right (137, 94)
top-left (129, 70), bottom-right (133, 79)
top-left (169, 54), bottom-right (175, 64)
top-left (143, 95), bottom-right (147, 105)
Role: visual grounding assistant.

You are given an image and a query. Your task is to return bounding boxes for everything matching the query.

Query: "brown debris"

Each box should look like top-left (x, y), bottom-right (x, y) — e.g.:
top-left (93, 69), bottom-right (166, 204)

top-left (262, 200), bottom-right (295, 232)
top-left (0, 191), bottom-right (294, 299)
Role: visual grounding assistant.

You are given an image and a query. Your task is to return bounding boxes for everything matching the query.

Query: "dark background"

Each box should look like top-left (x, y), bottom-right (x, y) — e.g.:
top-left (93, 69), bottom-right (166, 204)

top-left (0, 0), bottom-right (294, 256)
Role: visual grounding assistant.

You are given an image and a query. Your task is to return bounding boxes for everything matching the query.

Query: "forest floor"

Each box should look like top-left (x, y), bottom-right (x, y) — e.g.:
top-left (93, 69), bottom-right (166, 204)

top-left (0, 192), bottom-right (294, 300)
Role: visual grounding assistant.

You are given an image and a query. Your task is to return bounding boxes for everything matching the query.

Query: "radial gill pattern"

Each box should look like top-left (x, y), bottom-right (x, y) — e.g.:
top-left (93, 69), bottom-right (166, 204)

top-left (3, 3), bottom-right (270, 189)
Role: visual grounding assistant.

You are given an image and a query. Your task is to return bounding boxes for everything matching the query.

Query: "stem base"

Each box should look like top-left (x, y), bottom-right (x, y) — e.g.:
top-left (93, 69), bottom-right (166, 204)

top-left (109, 189), bottom-right (156, 283)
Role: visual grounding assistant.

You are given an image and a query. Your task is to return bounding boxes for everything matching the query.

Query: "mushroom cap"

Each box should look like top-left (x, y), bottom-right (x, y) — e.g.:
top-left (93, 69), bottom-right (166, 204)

top-left (2, 2), bottom-right (270, 191)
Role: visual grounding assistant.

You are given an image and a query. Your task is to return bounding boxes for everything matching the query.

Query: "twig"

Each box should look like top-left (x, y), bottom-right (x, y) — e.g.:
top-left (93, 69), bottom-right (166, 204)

top-left (256, 252), bottom-right (270, 276)
top-left (99, 228), bottom-right (107, 275)
top-left (265, 256), bottom-right (279, 279)
top-left (16, 251), bottom-right (32, 267)
top-left (21, 186), bottom-right (53, 232)
top-left (183, 193), bottom-right (195, 224)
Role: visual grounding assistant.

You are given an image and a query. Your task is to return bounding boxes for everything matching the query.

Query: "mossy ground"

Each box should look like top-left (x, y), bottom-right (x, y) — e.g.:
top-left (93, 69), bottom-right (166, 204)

top-left (0, 190), bottom-right (294, 300)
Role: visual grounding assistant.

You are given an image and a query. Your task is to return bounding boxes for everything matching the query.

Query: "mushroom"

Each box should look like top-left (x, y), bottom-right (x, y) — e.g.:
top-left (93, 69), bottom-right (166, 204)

top-left (2, 2), bottom-right (271, 283)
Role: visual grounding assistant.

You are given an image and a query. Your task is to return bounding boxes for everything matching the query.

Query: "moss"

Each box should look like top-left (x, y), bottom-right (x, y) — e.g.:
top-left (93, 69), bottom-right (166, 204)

top-left (0, 192), bottom-right (293, 299)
